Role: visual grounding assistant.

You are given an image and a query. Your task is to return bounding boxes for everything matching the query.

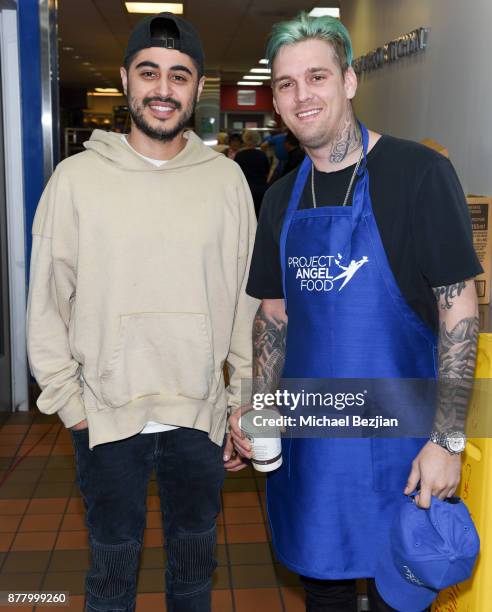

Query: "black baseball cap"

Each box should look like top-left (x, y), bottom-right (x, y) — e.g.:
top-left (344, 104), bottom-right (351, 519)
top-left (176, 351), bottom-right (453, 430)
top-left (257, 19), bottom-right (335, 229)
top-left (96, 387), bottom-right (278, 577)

top-left (124, 12), bottom-right (204, 76)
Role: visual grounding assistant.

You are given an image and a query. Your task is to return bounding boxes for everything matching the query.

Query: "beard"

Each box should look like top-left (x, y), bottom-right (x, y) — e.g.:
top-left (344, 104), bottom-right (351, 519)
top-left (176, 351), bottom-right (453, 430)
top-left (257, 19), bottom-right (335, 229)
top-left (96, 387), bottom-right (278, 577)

top-left (293, 106), bottom-right (359, 152)
top-left (127, 84), bottom-right (198, 143)
top-left (296, 127), bottom-right (333, 150)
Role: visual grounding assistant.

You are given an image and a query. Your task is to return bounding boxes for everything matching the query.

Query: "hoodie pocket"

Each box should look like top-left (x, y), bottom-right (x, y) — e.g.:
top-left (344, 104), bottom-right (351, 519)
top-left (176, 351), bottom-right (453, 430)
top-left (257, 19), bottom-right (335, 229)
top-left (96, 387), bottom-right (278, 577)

top-left (68, 294), bottom-right (82, 363)
top-left (100, 312), bottom-right (214, 409)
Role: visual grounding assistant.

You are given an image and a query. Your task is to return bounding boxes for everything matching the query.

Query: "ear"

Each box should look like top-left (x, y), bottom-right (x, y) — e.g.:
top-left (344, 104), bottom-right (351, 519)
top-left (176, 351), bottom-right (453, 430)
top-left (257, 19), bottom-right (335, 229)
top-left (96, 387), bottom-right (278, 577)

top-left (120, 67), bottom-right (128, 96)
top-left (196, 75), bottom-right (206, 101)
top-left (344, 66), bottom-right (357, 100)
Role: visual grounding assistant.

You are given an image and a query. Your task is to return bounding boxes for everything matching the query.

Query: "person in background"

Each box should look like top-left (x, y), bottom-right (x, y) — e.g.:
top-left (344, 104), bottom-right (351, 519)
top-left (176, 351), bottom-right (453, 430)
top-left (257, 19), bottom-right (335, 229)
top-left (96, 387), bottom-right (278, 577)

top-left (260, 123), bottom-right (278, 182)
top-left (281, 130), bottom-right (305, 176)
top-left (27, 11), bottom-right (257, 612)
top-left (230, 11), bottom-right (481, 612)
top-left (235, 129), bottom-right (270, 218)
top-left (263, 126), bottom-right (289, 182)
top-left (212, 131), bottom-right (228, 153)
top-left (224, 132), bottom-right (242, 160)
top-left (264, 118), bottom-right (279, 139)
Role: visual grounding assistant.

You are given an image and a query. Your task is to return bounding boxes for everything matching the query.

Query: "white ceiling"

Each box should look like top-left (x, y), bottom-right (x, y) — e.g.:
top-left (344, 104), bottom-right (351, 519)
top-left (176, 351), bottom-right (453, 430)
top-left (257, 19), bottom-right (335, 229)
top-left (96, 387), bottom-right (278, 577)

top-left (57, 0), bottom-right (341, 89)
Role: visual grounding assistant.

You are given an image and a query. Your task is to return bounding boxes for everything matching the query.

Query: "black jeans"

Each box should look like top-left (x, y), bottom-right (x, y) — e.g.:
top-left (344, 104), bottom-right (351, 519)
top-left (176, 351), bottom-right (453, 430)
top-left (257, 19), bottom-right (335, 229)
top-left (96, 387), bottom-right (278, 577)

top-left (71, 427), bottom-right (225, 612)
top-left (301, 576), bottom-right (431, 611)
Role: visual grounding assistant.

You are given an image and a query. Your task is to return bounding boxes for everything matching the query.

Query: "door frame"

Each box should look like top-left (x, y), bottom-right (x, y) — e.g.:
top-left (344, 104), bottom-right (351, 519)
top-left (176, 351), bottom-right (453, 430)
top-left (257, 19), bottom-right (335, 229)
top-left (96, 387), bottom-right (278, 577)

top-left (0, 3), bottom-right (28, 411)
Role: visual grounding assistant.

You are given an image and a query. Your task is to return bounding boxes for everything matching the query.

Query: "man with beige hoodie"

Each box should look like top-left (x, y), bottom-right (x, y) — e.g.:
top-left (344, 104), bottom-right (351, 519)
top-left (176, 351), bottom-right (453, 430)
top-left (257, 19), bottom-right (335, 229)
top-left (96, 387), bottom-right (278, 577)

top-left (27, 12), bottom-right (257, 612)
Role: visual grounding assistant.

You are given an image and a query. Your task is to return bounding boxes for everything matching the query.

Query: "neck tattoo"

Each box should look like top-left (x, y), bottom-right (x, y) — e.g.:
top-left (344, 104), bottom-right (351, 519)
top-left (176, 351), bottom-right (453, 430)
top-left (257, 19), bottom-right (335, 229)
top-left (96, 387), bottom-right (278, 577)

top-left (329, 112), bottom-right (362, 164)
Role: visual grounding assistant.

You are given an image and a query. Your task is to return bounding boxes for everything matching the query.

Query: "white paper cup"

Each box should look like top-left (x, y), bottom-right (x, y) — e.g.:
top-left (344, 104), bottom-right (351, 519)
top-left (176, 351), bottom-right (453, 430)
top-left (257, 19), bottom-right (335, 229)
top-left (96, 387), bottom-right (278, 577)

top-left (240, 408), bottom-right (283, 473)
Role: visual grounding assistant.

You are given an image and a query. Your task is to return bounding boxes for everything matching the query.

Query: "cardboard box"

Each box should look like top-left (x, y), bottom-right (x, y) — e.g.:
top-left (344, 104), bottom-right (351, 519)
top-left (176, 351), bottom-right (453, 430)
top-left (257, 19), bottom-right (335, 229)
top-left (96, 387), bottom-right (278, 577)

top-left (467, 197), bottom-right (492, 304)
top-left (478, 304), bottom-right (491, 333)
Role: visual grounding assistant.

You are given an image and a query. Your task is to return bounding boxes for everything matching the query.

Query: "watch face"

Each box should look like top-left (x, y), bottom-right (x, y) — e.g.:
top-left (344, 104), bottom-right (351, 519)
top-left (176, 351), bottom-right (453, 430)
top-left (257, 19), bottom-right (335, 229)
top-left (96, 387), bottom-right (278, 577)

top-left (447, 433), bottom-right (466, 452)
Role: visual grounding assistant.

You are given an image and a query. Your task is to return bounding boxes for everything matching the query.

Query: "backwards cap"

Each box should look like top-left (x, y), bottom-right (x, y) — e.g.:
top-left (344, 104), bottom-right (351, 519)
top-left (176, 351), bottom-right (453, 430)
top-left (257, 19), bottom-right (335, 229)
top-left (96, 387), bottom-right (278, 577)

top-left (124, 12), bottom-right (204, 76)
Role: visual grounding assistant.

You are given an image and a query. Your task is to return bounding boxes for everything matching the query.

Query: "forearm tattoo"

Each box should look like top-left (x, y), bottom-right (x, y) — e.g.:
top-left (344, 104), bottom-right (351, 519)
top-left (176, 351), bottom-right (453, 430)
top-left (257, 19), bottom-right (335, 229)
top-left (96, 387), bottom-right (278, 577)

top-left (252, 305), bottom-right (287, 396)
top-left (434, 316), bottom-right (479, 432)
top-left (329, 110), bottom-right (362, 164)
top-left (432, 282), bottom-right (466, 310)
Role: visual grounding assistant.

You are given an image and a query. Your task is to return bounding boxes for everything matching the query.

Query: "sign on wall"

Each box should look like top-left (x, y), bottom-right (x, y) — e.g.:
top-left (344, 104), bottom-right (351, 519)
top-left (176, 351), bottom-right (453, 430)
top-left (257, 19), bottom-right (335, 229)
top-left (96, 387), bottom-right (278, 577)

top-left (237, 89), bottom-right (256, 106)
top-left (352, 27), bottom-right (429, 75)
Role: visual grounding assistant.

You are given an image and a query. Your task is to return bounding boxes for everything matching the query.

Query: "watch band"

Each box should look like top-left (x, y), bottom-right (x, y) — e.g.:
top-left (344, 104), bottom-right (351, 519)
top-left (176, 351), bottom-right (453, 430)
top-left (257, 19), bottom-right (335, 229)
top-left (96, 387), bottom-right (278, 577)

top-left (429, 430), bottom-right (446, 447)
top-left (429, 430), bottom-right (466, 454)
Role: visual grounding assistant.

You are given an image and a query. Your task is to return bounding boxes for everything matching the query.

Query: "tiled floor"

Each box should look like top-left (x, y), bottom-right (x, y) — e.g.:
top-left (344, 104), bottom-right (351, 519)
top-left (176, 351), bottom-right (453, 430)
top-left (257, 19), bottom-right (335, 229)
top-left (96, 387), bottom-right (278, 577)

top-left (0, 411), bottom-right (305, 611)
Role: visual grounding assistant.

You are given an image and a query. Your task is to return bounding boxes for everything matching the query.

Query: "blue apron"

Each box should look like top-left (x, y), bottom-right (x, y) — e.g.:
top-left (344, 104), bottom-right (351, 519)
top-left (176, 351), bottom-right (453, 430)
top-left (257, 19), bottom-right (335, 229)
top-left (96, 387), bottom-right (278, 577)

top-left (268, 123), bottom-right (438, 579)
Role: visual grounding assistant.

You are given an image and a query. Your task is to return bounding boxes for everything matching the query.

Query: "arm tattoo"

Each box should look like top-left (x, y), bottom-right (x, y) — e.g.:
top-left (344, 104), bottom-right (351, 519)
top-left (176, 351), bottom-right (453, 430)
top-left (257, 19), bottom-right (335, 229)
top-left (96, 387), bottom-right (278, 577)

top-left (252, 305), bottom-right (287, 395)
top-left (432, 282), bottom-right (466, 310)
top-left (434, 316), bottom-right (479, 432)
top-left (329, 110), bottom-right (362, 164)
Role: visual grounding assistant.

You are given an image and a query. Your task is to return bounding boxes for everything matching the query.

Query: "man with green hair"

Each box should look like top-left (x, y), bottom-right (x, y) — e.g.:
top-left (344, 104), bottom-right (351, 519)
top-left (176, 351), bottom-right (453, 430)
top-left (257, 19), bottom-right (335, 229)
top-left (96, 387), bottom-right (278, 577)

top-left (229, 11), bottom-right (481, 611)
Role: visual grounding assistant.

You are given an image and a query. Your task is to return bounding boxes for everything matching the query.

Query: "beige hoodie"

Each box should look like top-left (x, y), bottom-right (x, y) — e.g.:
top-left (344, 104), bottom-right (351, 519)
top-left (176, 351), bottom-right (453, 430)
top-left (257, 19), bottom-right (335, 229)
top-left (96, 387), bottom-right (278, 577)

top-left (27, 130), bottom-right (259, 448)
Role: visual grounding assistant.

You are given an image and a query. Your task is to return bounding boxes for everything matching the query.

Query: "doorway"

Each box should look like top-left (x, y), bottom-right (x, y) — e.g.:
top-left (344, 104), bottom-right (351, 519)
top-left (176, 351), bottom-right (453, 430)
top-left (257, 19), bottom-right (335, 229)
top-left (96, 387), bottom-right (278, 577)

top-left (0, 48), bottom-right (11, 411)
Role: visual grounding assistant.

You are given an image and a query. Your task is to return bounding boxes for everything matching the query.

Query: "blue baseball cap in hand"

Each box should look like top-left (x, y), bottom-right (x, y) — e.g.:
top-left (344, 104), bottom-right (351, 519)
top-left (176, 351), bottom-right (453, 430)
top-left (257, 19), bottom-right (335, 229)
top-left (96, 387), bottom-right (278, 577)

top-left (375, 494), bottom-right (479, 612)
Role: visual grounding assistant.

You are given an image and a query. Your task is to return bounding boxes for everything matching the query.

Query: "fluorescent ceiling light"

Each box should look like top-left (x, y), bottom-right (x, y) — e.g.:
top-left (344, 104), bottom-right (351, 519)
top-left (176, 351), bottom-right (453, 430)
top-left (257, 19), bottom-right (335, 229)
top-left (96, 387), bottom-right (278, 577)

top-left (242, 75), bottom-right (270, 80)
top-left (237, 81), bottom-right (262, 86)
top-left (95, 87), bottom-right (120, 93)
top-left (125, 3), bottom-right (183, 14)
top-left (250, 68), bottom-right (271, 74)
top-left (309, 7), bottom-right (340, 18)
top-left (259, 58), bottom-right (269, 64)
top-left (88, 91), bottom-right (124, 97)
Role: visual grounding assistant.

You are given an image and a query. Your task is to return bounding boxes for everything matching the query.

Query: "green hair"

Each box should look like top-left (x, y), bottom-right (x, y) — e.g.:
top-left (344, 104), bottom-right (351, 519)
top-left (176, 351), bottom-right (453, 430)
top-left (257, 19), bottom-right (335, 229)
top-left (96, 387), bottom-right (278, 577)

top-left (266, 12), bottom-right (353, 72)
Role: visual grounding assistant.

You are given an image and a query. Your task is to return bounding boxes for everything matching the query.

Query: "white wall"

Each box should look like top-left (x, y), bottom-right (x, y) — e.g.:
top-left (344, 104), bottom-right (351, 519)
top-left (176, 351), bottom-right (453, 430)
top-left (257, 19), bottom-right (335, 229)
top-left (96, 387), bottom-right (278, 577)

top-left (340, 0), bottom-right (492, 195)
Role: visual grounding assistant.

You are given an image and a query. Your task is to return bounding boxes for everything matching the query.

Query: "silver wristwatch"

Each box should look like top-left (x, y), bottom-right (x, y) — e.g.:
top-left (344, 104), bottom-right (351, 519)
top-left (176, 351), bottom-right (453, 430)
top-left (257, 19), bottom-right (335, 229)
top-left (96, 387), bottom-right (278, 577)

top-left (429, 430), bottom-right (466, 455)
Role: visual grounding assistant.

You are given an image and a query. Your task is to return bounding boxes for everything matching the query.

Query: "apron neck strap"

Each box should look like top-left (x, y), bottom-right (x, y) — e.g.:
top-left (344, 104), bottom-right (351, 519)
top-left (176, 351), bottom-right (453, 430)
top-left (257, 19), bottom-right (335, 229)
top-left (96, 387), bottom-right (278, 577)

top-left (357, 121), bottom-right (369, 177)
top-left (280, 121), bottom-right (370, 304)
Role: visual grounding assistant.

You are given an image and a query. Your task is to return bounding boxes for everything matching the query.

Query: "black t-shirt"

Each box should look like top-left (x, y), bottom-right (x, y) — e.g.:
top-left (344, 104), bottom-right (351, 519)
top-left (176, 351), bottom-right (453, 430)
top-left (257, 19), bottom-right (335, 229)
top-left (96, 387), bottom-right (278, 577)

top-left (235, 149), bottom-right (270, 185)
top-left (246, 135), bottom-right (482, 332)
